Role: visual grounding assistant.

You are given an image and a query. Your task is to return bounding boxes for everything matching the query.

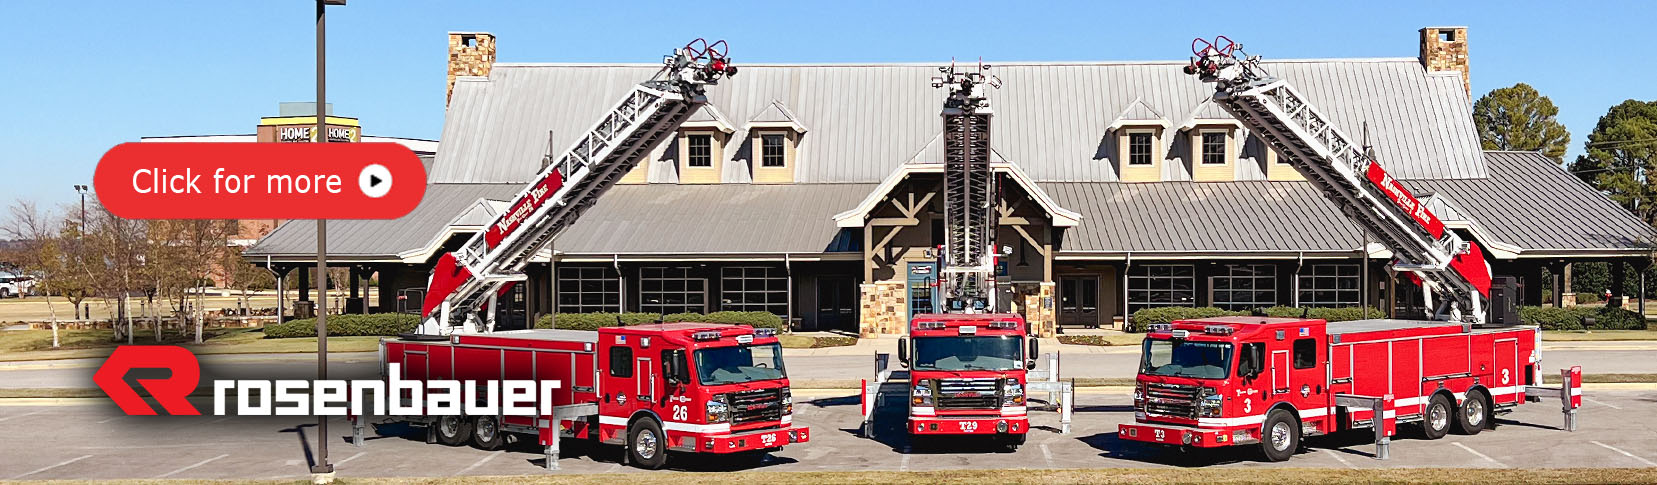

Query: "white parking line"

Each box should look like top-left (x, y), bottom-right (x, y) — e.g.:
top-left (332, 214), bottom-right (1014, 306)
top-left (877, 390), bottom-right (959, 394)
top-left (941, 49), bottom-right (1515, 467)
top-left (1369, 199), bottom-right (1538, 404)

top-left (13, 454), bottom-right (92, 479)
top-left (1322, 449), bottom-right (1356, 469)
top-left (900, 453), bottom-right (910, 471)
top-left (453, 450), bottom-right (502, 476)
top-left (1039, 442), bottom-right (1054, 467)
top-left (337, 451), bottom-right (366, 465)
top-left (95, 416), bottom-right (126, 424)
top-left (1452, 442), bottom-right (1508, 468)
top-left (156, 453), bottom-right (228, 478)
top-left (0, 410), bottom-right (44, 423)
top-left (1583, 397), bottom-right (1622, 410)
top-left (1592, 441), bottom-right (1657, 467)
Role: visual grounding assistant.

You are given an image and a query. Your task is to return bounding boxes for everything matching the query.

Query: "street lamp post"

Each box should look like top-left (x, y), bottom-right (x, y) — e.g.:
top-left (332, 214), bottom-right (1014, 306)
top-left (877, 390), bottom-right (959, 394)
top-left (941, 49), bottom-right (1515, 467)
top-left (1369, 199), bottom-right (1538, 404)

top-left (73, 185), bottom-right (87, 234)
top-left (312, 0), bottom-right (346, 478)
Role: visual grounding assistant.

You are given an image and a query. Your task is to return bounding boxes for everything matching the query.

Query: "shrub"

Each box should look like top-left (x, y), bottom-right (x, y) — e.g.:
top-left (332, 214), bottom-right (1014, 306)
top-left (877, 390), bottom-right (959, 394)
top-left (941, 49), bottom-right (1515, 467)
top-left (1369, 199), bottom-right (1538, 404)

top-left (1057, 335), bottom-right (1115, 346)
top-left (1126, 307), bottom-right (1244, 332)
top-left (534, 311), bottom-right (787, 331)
top-left (1575, 292), bottom-right (1602, 304)
top-left (263, 313), bottom-right (420, 338)
top-left (1254, 306), bottom-right (1375, 323)
top-left (807, 336), bottom-right (858, 348)
top-left (1520, 306), bottom-right (1646, 331)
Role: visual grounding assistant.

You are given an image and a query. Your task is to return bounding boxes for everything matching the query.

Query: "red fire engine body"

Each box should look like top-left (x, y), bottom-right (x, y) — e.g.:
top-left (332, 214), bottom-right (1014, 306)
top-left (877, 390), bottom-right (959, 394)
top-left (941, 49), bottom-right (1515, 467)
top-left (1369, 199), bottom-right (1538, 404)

top-left (897, 313), bottom-right (1037, 448)
top-left (1119, 316), bottom-right (1581, 461)
top-left (376, 323), bottom-right (807, 469)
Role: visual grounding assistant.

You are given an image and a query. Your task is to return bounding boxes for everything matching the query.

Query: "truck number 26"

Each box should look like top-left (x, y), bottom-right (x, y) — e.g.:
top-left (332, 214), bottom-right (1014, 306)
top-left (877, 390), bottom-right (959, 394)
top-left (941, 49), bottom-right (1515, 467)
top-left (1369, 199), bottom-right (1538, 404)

top-left (672, 405), bottom-right (688, 421)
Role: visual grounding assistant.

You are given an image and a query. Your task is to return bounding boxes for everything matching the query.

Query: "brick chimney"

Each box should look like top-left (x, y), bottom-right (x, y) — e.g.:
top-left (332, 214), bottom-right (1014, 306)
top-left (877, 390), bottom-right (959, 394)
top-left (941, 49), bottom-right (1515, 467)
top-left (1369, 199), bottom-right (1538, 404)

top-left (448, 32), bottom-right (496, 105)
top-left (1419, 26), bottom-right (1469, 96)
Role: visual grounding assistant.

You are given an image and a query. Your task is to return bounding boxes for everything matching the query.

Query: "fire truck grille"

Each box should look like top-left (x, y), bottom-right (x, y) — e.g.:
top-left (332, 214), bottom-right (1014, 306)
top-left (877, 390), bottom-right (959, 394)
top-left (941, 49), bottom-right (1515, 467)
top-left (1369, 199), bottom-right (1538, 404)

top-left (1144, 382), bottom-right (1199, 418)
top-left (729, 388), bottom-right (782, 424)
top-left (935, 378), bottom-right (1000, 410)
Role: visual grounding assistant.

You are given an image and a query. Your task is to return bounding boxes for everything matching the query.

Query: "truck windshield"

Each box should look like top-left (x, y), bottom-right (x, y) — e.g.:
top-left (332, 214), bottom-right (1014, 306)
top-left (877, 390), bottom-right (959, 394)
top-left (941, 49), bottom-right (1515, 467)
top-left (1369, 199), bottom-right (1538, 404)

top-left (694, 343), bottom-right (786, 385)
top-left (1140, 339), bottom-right (1232, 379)
top-left (913, 336), bottom-right (1022, 371)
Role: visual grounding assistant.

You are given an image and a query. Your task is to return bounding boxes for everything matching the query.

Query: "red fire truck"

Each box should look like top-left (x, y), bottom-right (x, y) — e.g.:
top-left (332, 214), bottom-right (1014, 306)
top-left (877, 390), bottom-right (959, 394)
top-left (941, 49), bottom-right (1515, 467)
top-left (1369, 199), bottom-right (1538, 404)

top-left (895, 313), bottom-right (1039, 449)
top-left (370, 324), bottom-right (807, 469)
top-left (1120, 317), bottom-right (1580, 461)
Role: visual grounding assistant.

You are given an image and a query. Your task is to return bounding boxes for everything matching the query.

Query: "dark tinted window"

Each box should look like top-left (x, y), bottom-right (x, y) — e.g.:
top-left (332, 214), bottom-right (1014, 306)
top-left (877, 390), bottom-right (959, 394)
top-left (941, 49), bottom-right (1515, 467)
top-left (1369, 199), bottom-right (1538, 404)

top-left (1293, 338), bottom-right (1316, 369)
top-left (609, 345), bottom-right (633, 377)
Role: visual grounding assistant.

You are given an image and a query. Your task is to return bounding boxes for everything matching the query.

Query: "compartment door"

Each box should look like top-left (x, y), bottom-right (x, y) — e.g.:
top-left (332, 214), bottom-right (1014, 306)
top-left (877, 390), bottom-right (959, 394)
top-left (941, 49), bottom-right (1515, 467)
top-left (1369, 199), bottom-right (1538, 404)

top-left (1493, 339), bottom-right (1519, 404)
top-left (1271, 350), bottom-right (1291, 394)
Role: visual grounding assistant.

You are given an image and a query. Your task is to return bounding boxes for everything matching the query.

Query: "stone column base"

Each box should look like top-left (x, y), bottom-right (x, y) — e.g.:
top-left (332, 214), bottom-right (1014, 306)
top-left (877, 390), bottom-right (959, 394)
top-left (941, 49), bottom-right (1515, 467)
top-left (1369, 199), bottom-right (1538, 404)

top-left (1023, 282), bottom-right (1057, 338)
top-left (859, 281), bottom-right (908, 338)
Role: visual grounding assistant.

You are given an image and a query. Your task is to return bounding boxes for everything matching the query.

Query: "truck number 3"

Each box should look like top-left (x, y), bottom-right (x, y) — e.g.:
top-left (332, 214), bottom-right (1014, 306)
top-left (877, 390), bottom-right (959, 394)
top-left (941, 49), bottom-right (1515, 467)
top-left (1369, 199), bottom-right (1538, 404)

top-left (1501, 369), bottom-right (1510, 385)
top-left (672, 405), bottom-right (688, 421)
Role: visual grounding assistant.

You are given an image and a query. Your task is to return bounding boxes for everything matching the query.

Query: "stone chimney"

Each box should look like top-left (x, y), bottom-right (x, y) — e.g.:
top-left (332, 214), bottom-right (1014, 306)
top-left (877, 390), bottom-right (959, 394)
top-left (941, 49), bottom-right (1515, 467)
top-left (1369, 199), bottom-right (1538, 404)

top-left (448, 32), bottom-right (496, 105)
top-left (1419, 26), bottom-right (1469, 96)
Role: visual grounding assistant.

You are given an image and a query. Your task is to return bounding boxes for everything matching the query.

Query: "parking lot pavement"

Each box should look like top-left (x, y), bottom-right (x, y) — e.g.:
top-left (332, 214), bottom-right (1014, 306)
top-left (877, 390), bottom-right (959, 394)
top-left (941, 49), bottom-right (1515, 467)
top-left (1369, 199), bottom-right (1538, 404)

top-left (2, 390), bottom-right (1655, 480)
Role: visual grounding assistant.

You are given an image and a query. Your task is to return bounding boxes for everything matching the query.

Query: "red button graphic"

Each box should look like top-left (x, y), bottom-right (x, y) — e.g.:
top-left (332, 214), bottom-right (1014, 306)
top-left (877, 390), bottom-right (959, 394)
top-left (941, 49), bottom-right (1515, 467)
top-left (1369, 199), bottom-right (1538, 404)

top-left (94, 142), bottom-right (426, 219)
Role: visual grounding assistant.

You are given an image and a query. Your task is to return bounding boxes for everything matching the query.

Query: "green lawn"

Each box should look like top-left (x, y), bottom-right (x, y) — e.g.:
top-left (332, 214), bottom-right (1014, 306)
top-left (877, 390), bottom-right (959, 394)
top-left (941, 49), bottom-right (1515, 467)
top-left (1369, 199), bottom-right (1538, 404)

top-left (0, 327), bottom-right (383, 362)
top-left (1541, 329), bottom-right (1657, 341)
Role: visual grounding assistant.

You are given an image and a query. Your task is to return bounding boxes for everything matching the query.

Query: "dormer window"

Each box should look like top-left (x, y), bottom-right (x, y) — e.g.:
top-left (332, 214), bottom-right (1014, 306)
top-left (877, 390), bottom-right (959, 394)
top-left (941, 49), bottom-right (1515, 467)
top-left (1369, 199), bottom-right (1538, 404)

top-left (1200, 132), bottom-right (1227, 164)
top-left (1128, 132), bottom-right (1154, 165)
top-left (760, 133), bottom-right (786, 167)
top-left (687, 134), bottom-right (714, 167)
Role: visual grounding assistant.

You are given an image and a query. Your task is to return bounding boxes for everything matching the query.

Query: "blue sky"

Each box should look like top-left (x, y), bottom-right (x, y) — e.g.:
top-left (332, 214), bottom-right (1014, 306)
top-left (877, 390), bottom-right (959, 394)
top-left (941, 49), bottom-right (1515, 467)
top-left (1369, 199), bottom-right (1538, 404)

top-left (3, 1), bottom-right (1653, 210)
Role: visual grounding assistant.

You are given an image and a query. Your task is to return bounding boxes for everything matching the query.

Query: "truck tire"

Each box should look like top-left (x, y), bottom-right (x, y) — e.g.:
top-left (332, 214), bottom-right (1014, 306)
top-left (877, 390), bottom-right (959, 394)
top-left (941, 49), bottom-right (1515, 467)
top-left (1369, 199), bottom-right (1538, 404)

top-left (627, 418), bottom-right (669, 470)
top-left (471, 415), bottom-right (504, 450)
top-left (1455, 389), bottom-right (1489, 435)
top-left (0, 288), bottom-right (10, 299)
top-left (1259, 409), bottom-right (1299, 462)
top-left (1421, 394), bottom-right (1452, 440)
top-left (435, 415), bottom-right (472, 446)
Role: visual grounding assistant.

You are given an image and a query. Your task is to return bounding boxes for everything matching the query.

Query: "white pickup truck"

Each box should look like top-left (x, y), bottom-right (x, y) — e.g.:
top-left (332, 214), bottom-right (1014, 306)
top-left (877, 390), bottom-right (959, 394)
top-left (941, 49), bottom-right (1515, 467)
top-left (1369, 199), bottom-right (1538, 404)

top-left (0, 272), bottom-right (35, 298)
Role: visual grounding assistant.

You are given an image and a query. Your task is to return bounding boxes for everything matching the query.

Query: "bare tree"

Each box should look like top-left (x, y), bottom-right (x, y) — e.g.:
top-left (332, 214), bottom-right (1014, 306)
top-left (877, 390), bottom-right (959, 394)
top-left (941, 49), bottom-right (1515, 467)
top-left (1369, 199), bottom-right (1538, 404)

top-left (84, 202), bottom-right (149, 344)
top-left (4, 200), bottom-right (64, 347)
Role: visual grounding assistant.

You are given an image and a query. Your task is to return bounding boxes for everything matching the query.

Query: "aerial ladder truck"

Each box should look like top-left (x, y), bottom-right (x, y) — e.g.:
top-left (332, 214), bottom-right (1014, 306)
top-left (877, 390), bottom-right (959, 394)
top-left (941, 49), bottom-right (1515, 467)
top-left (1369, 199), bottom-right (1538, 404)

top-left (862, 61), bottom-right (1072, 451)
top-left (1114, 37), bottom-right (1582, 462)
top-left (415, 39), bottom-right (737, 336)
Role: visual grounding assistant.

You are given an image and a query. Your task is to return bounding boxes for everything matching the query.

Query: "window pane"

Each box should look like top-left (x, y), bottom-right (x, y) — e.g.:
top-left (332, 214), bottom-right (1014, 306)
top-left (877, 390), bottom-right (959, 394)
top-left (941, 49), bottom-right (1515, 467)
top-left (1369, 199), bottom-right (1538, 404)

top-left (1201, 132), bottom-right (1227, 164)
top-left (761, 134), bottom-right (786, 167)
top-left (687, 135), bottom-right (713, 167)
top-left (1128, 133), bottom-right (1153, 165)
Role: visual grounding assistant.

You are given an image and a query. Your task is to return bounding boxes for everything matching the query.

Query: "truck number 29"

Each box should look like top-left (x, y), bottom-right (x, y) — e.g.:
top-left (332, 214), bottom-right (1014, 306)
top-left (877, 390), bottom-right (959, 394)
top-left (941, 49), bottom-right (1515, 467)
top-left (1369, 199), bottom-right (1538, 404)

top-left (958, 421), bottom-right (979, 433)
top-left (672, 405), bottom-right (688, 421)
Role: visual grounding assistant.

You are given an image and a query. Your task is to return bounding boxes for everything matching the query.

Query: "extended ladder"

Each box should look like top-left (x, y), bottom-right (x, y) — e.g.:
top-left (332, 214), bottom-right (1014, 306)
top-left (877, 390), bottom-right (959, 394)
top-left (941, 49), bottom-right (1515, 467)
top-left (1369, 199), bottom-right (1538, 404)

top-left (932, 61), bottom-right (1002, 312)
top-left (1185, 37), bottom-right (1492, 324)
top-left (417, 40), bottom-right (737, 335)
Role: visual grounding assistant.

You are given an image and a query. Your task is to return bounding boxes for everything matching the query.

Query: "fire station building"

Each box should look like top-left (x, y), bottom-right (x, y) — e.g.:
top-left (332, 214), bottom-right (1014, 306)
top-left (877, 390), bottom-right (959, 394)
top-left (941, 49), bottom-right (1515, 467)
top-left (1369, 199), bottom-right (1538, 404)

top-left (245, 29), bottom-right (1655, 337)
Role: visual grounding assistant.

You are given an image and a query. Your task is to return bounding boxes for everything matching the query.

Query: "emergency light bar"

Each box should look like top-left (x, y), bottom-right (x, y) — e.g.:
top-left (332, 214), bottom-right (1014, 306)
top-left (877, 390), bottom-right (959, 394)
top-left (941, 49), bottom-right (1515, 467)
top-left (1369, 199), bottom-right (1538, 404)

top-left (692, 331), bottom-right (723, 341)
top-left (1146, 323), bottom-right (1173, 333)
top-left (1204, 325), bottom-right (1235, 335)
top-left (754, 328), bottom-right (778, 338)
top-left (988, 321), bottom-right (1018, 330)
top-left (916, 322), bottom-right (947, 330)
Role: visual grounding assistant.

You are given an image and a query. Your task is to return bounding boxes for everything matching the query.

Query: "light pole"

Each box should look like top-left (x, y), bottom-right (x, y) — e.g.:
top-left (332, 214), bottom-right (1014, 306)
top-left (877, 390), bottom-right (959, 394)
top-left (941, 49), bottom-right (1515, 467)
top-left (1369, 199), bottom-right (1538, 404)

top-left (73, 185), bottom-right (87, 234)
top-left (312, 0), bottom-right (346, 478)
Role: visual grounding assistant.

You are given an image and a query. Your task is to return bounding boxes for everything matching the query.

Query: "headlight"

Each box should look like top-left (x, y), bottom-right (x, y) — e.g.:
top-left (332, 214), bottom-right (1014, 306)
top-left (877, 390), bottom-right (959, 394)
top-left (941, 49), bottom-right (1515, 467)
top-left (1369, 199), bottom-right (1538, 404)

top-left (1133, 382), bottom-right (1145, 411)
top-left (781, 388), bottom-right (793, 415)
top-left (706, 394), bottom-right (730, 423)
top-left (1001, 379), bottom-right (1025, 407)
top-left (911, 381), bottom-right (933, 406)
top-left (1198, 387), bottom-right (1222, 417)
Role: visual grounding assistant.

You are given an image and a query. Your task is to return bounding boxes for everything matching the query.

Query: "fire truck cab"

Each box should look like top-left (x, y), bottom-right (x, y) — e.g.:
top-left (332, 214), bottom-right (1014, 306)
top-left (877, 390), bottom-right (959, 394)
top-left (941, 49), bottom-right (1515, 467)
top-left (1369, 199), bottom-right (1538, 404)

top-left (896, 313), bottom-right (1038, 450)
top-left (376, 323), bottom-right (807, 470)
top-left (1120, 316), bottom-right (1579, 461)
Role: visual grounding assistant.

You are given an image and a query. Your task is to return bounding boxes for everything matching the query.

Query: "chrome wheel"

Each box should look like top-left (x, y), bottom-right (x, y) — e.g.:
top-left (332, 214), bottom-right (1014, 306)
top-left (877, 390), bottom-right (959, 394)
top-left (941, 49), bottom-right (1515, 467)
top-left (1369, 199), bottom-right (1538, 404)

top-left (1429, 404), bottom-right (1449, 431)
top-left (440, 416), bottom-right (461, 437)
top-left (634, 428), bottom-right (659, 460)
top-left (1270, 422), bottom-right (1293, 451)
top-left (476, 417), bottom-right (497, 443)
top-left (1464, 399), bottom-right (1485, 427)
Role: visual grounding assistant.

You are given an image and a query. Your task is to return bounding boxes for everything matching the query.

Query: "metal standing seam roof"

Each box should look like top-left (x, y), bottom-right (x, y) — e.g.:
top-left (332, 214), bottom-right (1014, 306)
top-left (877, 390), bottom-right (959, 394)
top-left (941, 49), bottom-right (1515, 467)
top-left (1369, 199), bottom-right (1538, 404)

top-left (1040, 181), bottom-right (1368, 256)
top-left (1411, 151), bottom-right (1657, 255)
top-left (434, 58), bottom-right (1486, 186)
top-left (546, 183), bottom-right (874, 255)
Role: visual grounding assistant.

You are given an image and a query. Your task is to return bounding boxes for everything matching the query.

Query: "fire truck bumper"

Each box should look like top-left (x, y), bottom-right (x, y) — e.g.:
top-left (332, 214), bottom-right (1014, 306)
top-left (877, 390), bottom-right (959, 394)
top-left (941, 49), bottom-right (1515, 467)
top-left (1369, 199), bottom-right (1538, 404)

top-left (909, 415), bottom-right (1029, 435)
top-left (1118, 422), bottom-right (1244, 448)
top-left (670, 425), bottom-right (811, 453)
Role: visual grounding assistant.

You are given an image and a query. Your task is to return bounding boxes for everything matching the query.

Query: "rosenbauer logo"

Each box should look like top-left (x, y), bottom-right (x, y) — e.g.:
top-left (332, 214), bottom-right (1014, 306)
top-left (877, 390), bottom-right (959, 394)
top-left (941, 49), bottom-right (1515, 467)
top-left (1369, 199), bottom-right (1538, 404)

top-left (94, 346), bottom-right (563, 417)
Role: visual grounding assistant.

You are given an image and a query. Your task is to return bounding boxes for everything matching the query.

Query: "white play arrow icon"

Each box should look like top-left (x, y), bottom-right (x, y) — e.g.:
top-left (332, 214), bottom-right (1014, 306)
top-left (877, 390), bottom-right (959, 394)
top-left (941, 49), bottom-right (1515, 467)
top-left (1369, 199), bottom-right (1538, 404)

top-left (359, 164), bottom-right (392, 198)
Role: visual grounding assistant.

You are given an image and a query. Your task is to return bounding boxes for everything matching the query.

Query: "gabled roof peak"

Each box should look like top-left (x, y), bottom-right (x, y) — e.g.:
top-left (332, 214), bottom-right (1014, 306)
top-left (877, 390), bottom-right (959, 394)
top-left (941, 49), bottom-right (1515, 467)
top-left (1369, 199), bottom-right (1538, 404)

top-left (1107, 97), bottom-right (1171, 131)
top-left (684, 104), bottom-right (735, 133)
top-left (745, 99), bottom-right (807, 132)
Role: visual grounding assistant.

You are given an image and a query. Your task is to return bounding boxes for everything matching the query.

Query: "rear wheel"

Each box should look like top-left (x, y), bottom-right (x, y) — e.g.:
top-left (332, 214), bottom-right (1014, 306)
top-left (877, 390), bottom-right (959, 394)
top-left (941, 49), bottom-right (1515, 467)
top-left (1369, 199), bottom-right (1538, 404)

top-left (471, 415), bottom-right (504, 450)
top-left (1421, 394), bottom-right (1452, 440)
top-left (435, 415), bottom-right (472, 446)
top-left (0, 288), bottom-right (10, 299)
top-left (1259, 409), bottom-right (1299, 462)
top-left (1455, 390), bottom-right (1489, 435)
top-left (627, 418), bottom-right (668, 470)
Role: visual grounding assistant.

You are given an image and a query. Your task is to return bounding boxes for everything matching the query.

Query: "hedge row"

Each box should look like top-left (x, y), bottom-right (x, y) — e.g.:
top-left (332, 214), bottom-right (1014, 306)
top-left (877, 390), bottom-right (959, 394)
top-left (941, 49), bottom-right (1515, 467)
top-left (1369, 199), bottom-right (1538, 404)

top-left (1519, 306), bottom-right (1645, 331)
top-left (1126, 306), bottom-right (1379, 332)
top-left (263, 313), bottom-right (421, 338)
top-left (533, 311), bottom-right (786, 331)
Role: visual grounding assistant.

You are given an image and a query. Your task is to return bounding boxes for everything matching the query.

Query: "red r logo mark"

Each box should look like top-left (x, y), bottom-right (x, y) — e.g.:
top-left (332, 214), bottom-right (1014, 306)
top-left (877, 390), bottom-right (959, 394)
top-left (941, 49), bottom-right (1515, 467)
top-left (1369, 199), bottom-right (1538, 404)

top-left (93, 346), bottom-right (202, 415)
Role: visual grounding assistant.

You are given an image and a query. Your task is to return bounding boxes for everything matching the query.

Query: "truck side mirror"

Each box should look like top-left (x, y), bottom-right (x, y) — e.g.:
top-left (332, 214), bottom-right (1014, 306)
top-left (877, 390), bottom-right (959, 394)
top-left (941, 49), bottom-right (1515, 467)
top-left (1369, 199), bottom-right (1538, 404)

top-left (663, 355), bottom-right (679, 385)
top-left (897, 338), bottom-right (909, 368)
top-left (1240, 344), bottom-right (1264, 379)
top-left (1026, 338), bottom-right (1040, 370)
